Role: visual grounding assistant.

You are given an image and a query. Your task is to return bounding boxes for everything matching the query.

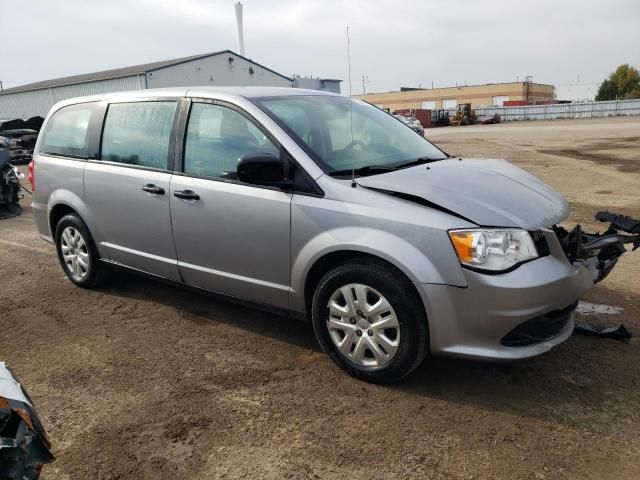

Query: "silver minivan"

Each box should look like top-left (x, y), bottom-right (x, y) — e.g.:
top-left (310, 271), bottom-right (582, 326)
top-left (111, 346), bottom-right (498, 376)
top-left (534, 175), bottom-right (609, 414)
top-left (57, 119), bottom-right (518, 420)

top-left (30, 87), bottom-right (638, 382)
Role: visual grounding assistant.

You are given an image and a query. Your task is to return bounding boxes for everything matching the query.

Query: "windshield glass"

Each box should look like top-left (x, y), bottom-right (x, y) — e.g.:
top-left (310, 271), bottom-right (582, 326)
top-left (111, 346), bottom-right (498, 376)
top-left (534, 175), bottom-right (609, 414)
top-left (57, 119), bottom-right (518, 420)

top-left (254, 95), bottom-right (447, 176)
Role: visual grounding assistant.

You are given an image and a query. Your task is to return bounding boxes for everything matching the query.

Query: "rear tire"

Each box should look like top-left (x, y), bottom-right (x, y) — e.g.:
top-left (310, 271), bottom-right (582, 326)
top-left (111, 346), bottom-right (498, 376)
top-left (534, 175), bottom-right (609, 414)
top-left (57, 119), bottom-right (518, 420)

top-left (311, 258), bottom-right (429, 383)
top-left (54, 213), bottom-right (108, 288)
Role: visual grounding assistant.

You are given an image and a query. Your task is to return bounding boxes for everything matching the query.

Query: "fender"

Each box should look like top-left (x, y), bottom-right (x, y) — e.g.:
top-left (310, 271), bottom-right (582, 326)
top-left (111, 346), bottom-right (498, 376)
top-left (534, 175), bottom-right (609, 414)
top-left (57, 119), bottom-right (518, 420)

top-left (290, 226), bottom-right (468, 313)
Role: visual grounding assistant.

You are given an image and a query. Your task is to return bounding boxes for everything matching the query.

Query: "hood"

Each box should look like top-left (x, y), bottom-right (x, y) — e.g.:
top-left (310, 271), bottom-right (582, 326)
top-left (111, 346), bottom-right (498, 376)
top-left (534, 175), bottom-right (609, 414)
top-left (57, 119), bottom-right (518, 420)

top-left (357, 158), bottom-right (569, 230)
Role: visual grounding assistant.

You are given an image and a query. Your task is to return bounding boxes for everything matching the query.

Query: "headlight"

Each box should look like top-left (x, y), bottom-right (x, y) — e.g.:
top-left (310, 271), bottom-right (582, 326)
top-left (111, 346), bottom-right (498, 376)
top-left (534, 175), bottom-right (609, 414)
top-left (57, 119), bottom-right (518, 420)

top-left (448, 229), bottom-right (538, 271)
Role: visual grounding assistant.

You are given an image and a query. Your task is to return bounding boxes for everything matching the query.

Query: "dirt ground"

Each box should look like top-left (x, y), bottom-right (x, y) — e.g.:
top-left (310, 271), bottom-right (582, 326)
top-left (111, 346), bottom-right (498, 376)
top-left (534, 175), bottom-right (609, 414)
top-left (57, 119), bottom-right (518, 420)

top-left (1, 117), bottom-right (639, 479)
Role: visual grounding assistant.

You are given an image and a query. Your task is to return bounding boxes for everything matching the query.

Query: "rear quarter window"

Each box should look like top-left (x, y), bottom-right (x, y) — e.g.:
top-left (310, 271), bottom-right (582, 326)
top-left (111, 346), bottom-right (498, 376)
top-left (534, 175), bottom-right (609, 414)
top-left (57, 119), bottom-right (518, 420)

top-left (40, 103), bottom-right (94, 158)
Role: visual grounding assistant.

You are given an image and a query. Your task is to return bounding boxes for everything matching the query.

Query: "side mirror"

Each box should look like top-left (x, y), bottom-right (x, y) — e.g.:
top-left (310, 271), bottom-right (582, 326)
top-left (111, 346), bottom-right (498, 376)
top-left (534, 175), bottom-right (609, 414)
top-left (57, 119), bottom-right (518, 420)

top-left (237, 153), bottom-right (285, 186)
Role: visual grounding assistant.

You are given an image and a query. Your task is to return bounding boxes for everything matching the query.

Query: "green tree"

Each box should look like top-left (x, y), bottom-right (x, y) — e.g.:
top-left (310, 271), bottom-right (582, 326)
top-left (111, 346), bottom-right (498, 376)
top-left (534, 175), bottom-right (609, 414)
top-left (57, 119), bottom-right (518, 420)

top-left (595, 64), bottom-right (640, 101)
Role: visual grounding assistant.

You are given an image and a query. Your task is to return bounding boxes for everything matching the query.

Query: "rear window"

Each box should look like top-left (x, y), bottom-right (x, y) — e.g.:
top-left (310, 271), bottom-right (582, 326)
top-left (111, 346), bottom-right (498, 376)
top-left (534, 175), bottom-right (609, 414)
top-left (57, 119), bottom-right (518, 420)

top-left (101, 101), bottom-right (176, 170)
top-left (40, 103), bottom-right (94, 158)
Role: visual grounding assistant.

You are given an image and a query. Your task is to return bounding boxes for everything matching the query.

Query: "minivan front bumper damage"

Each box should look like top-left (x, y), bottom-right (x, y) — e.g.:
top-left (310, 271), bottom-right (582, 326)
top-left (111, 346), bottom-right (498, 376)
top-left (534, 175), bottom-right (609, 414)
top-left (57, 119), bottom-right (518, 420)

top-left (0, 363), bottom-right (54, 480)
top-left (418, 212), bottom-right (639, 361)
top-left (554, 211), bottom-right (639, 284)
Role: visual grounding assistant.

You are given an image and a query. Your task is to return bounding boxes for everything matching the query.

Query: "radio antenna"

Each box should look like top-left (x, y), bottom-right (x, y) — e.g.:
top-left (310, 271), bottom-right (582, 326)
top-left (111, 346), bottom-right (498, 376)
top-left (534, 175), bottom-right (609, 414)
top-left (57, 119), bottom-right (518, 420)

top-left (347, 26), bottom-right (356, 188)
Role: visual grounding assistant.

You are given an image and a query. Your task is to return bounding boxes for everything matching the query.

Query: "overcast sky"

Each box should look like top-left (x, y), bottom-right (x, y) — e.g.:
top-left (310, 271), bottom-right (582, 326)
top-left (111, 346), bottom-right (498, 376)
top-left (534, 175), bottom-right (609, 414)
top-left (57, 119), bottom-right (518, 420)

top-left (2, 0), bottom-right (639, 93)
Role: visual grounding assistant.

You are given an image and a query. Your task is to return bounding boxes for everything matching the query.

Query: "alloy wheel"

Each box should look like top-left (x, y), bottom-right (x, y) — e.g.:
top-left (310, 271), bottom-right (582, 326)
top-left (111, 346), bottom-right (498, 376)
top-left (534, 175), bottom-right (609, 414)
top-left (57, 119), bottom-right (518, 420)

top-left (60, 226), bottom-right (90, 281)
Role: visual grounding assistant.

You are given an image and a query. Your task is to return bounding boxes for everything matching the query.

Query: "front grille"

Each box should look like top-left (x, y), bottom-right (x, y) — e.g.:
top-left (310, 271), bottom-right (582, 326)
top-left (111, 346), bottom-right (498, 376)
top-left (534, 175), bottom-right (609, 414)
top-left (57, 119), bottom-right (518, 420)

top-left (500, 302), bottom-right (577, 347)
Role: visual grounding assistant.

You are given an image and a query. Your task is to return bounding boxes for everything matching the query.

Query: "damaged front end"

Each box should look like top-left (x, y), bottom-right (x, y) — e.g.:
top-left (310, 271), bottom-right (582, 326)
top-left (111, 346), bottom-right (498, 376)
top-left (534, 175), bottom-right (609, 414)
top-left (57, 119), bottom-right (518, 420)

top-left (0, 137), bottom-right (23, 220)
top-left (0, 363), bottom-right (53, 480)
top-left (554, 211), bottom-right (640, 284)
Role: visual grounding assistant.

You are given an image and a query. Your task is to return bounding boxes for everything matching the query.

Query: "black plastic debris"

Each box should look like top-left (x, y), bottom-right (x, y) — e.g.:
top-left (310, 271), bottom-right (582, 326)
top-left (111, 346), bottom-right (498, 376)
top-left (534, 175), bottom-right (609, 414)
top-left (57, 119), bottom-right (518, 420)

top-left (596, 211), bottom-right (640, 235)
top-left (574, 322), bottom-right (633, 343)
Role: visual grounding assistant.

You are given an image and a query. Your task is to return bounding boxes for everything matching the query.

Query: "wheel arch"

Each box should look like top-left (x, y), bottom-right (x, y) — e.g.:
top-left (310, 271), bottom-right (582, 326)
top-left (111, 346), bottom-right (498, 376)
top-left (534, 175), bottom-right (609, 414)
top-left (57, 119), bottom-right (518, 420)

top-left (47, 190), bottom-right (107, 258)
top-left (291, 226), bottom-right (452, 315)
top-left (49, 203), bottom-right (79, 237)
top-left (301, 249), bottom-right (428, 325)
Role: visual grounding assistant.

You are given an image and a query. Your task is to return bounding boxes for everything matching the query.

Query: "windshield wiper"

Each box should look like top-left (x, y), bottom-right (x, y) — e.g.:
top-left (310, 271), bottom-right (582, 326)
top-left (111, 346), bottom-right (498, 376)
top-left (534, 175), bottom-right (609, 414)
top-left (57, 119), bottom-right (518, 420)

top-left (329, 164), bottom-right (396, 178)
top-left (392, 156), bottom-right (447, 170)
top-left (329, 157), bottom-right (449, 178)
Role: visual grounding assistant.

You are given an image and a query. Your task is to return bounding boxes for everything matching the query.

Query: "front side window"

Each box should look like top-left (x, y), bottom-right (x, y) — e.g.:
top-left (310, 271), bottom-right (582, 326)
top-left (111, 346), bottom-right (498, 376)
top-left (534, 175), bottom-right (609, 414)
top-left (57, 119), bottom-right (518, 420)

top-left (254, 95), bottom-right (447, 177)
top-left (101, 101), bottom-right (176, 169)
top-left (183, 103), bottom-right (279, 179)
top-left (40, 103), bottom-right (94, 158)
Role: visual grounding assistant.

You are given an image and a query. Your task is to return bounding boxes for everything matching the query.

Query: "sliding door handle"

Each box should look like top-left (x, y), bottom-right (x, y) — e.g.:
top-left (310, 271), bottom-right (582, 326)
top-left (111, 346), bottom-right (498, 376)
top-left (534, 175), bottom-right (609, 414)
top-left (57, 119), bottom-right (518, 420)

top-left (174, 190), bottom-right (200, 201)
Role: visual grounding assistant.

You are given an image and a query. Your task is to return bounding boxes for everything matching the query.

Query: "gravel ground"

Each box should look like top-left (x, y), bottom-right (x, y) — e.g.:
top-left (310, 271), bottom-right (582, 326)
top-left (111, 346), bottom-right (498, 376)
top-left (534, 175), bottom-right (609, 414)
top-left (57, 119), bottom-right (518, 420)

top-left (1, 117), bottom-right (639, 479)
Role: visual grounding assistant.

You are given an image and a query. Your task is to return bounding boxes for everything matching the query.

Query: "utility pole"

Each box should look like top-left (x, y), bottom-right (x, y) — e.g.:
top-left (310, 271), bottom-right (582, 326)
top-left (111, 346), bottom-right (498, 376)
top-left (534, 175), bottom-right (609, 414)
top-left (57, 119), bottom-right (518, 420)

top-left (0, 80), bottom-right (3, 92)
top-left (361, 75), bottom-right (369, 95)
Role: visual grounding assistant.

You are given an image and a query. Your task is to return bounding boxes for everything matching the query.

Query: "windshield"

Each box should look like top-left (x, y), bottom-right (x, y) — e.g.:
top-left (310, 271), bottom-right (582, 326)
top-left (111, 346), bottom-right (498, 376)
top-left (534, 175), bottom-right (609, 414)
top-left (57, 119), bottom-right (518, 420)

top-left (253, 95), bottom-right (447, 177)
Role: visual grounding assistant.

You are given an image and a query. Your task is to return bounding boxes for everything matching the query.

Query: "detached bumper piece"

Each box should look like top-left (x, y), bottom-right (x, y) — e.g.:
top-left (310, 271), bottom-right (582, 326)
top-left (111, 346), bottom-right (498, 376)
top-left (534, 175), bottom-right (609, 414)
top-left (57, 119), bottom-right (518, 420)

top-left (574, 322), bottom-right (633, 343)
top-left (0, 363), bottom-right (53, 480)
top-left (554, 211), bottom-right (640, 283)
top-left (501, 302), bottom-right (577, 347)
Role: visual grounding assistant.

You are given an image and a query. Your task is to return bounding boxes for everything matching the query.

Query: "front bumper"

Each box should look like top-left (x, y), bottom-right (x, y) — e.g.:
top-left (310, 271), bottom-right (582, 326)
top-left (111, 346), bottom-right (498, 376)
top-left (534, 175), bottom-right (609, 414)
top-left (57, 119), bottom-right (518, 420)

top-left (418, 230), bottom-right (595, 361)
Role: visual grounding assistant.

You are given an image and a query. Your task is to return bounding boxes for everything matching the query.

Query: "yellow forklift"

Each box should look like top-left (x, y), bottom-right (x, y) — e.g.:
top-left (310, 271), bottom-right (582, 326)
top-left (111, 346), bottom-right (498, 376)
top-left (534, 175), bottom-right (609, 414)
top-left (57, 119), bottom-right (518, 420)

top-left (449, 103), bottom-right (477, 126)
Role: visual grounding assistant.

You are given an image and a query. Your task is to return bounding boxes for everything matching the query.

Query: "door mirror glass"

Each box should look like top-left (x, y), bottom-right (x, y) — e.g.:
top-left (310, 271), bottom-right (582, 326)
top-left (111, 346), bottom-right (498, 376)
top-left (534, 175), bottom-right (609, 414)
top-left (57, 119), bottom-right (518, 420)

top-left (237, 153), bottom-right (284, 186)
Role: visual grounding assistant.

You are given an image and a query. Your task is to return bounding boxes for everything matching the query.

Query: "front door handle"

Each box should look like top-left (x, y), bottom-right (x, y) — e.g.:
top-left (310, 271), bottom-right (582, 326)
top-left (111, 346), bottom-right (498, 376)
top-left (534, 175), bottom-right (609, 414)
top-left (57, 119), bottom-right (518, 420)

top-left (174, 189), bottom-right (200, 201)
top-left (142, 184), bottom-right (165, 195)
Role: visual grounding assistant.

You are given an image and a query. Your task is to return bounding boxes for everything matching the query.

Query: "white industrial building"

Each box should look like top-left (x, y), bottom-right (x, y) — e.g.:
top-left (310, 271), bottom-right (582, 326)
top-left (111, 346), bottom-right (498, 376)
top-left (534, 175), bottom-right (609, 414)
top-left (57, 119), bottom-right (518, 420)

top-left (292, 75), bottom-right (342, 94)
top-left (555, 83), bottom-right (600, 102)
top-left (0, 50), bottom-right (341, 121)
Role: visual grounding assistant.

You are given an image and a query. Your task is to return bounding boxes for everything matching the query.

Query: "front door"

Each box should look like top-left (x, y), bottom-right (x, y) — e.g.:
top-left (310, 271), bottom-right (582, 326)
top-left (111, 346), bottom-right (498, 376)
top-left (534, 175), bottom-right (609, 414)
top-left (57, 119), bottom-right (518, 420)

top-left (84, 100), bottom-right (181, 281)
top-left (170, 101), bottom-right (291, 308)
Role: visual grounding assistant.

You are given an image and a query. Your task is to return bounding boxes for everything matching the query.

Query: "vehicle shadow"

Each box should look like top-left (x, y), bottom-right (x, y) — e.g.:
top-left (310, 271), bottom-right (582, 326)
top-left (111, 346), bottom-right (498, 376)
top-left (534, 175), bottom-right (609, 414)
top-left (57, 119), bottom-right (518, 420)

top-left (101, 271), bottom-right (638, 429)
top-left (101, 269), bottom-right (321, 353)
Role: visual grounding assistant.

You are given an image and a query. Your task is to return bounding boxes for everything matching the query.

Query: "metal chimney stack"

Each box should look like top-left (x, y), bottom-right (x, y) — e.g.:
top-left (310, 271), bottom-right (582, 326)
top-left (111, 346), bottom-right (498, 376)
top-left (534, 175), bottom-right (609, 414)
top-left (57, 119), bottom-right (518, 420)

top-left (234, 2), bottom-right (245, 56)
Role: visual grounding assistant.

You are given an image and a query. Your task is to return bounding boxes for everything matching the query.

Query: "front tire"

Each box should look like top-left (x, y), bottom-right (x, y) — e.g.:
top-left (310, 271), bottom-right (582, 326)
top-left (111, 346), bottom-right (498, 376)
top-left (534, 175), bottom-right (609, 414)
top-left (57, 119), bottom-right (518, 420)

top-left (311, 258), bottom-right (429, 383)
top-left (54, 213), bottom-right (108, 288)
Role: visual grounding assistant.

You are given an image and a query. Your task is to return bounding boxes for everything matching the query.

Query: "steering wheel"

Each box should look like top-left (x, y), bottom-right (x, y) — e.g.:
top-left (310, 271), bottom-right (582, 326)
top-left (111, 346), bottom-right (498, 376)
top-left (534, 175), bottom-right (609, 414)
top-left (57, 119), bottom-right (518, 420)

top-left (344, 139), bottom-right (366, 151)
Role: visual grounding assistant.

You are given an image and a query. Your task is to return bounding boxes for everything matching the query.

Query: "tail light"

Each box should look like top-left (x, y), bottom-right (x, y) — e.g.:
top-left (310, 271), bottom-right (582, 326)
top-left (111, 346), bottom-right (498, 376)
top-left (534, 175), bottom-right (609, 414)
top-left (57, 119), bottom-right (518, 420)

top-left (28, 159), bottom-right (35, 192)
